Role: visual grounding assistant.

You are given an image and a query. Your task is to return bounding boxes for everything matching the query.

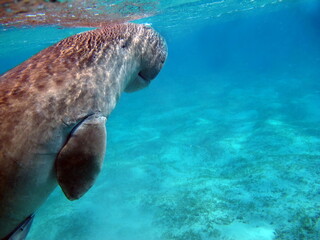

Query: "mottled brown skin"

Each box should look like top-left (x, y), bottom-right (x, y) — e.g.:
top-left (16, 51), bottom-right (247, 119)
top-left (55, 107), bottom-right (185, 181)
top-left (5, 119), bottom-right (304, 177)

top-left (0, 23), bottom-right (167, 238)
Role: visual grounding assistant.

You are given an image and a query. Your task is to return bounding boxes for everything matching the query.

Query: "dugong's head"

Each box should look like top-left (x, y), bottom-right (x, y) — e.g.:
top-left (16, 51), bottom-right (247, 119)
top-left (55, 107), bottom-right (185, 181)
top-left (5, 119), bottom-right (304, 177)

top-left (119, 24), bottom-right (168, 92)
top-left (57, 23), bottom-right (167, 93)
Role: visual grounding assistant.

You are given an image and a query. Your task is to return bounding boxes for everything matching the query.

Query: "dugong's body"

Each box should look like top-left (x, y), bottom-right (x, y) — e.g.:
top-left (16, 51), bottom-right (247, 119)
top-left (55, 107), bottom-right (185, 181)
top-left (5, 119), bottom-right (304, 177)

top-left (0, 23), bottom-right (167, 239)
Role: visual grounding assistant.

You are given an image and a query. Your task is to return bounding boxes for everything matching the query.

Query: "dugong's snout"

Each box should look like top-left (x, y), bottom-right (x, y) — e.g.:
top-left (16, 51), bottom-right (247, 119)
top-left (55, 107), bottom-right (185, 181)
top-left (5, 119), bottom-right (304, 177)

top-left (124, 25), bottom-right (167, 93)
top-left (139, 31), bottom-right (167, 81)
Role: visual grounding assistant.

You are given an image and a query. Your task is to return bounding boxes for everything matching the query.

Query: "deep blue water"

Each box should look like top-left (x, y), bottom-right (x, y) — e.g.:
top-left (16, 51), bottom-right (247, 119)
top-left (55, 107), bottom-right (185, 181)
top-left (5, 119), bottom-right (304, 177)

top-left (1, 1), bottom-right (320, 240)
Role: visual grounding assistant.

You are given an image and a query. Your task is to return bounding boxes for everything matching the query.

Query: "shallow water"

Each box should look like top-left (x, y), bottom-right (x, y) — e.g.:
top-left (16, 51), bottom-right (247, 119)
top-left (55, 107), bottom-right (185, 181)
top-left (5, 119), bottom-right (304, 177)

top-left (1, 0), bottom-right (320, 240)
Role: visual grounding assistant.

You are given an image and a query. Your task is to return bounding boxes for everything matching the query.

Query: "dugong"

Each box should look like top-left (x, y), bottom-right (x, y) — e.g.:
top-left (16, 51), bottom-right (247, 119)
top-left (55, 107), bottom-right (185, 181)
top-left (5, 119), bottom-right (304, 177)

top-left (0, 23), bottom-right (167, 239)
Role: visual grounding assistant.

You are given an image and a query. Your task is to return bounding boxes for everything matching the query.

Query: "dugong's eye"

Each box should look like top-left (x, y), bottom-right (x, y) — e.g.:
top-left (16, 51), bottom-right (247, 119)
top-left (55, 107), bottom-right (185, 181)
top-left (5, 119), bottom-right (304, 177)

top-left (121, 40), bottom-right (129, 49)
top-left (121, 37), bottom-right (132, 49)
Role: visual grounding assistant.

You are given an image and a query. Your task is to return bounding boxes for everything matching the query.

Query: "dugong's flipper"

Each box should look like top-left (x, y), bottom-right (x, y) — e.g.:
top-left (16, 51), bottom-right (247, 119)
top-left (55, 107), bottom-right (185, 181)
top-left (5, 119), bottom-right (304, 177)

top-left (4, 215), bottom-right (34, 240)
top-left (56, 114), bottom-right (107, 200)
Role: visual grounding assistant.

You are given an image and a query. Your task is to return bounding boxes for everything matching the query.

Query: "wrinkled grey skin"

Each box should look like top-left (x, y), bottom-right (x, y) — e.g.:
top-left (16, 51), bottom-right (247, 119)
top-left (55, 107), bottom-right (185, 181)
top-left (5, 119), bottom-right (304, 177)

top-left (0, 23), bottom-right (167, 239)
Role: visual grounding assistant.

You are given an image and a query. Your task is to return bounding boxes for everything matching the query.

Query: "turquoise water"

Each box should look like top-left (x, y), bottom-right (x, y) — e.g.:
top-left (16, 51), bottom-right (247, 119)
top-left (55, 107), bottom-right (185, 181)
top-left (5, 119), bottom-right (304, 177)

top-left (1, 1), bottom-right (320, 239)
